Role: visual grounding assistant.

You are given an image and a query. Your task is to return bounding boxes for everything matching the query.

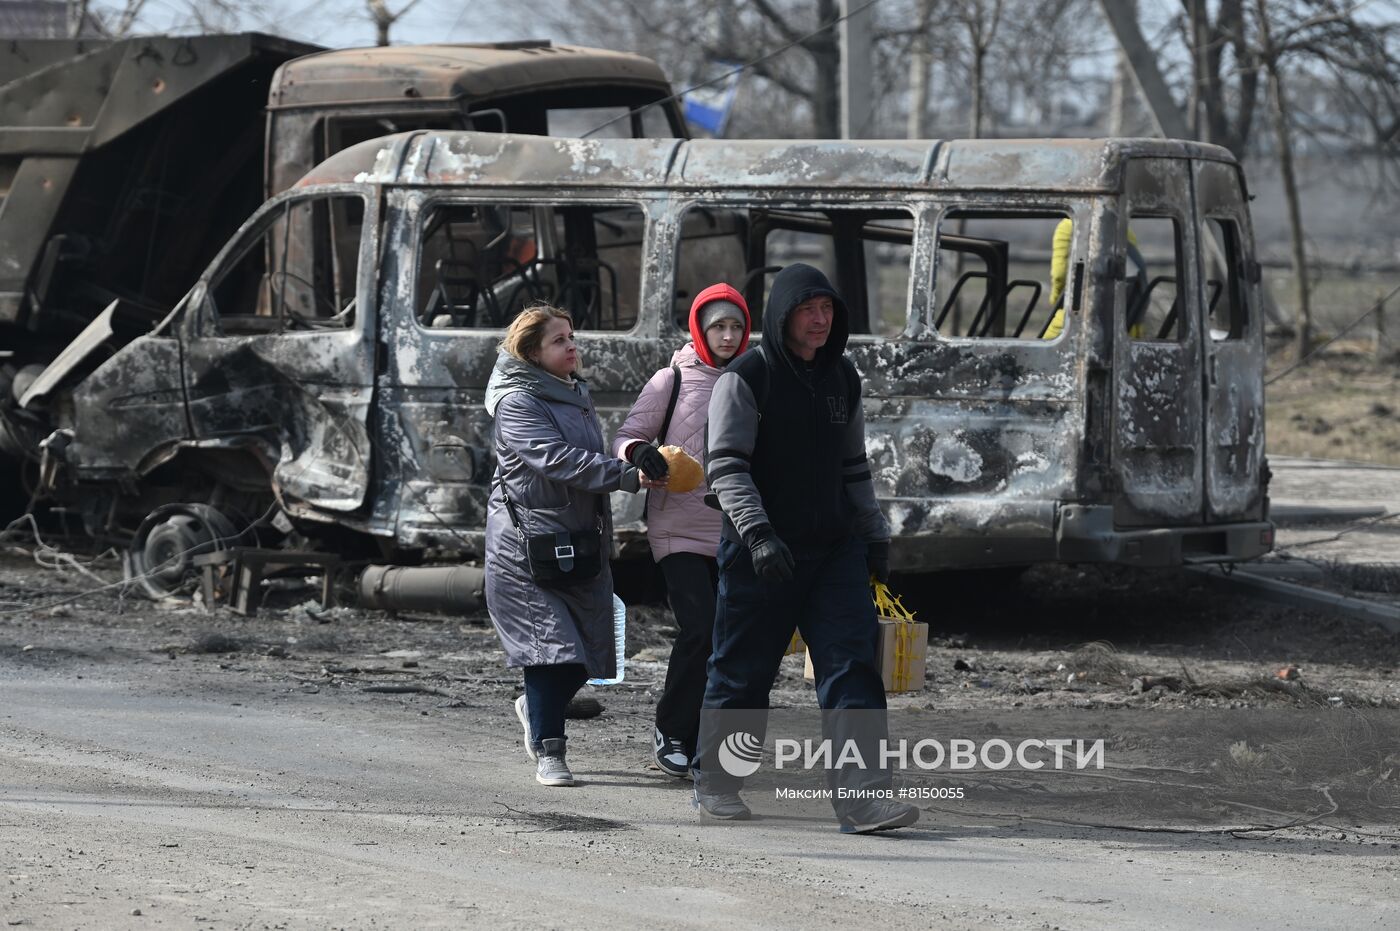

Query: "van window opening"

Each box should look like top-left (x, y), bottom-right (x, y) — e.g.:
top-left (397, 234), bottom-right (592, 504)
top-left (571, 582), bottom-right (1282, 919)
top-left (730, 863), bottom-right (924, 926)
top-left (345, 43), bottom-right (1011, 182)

top-left (1203, 217), bottom-right (1247, 341)
top-left (207, 192), bottom-right (365, 335)
top-left (414, 201), bottom-right (646, 331)
top-left (932, 209), bottom-right (1069, 340)
top-left (1125, 215), bottom-right (1186, 342)
top-left (673, 204), bottom-right (914, 337)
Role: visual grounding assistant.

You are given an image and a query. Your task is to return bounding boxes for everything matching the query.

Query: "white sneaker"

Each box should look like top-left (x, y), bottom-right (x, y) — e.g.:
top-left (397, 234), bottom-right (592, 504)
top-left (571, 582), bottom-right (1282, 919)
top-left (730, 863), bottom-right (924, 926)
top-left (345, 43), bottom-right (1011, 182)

top-left (515, 694), bottom-right (537, 761)
top-left (653, 727), bottom-right (691, 778)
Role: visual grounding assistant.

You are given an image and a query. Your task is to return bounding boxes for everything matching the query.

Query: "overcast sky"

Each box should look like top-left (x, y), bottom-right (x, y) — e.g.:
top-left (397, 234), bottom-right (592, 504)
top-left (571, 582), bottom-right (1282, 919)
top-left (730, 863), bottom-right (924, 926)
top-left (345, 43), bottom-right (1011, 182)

top-left (132, 0), bottom-right (548, 50)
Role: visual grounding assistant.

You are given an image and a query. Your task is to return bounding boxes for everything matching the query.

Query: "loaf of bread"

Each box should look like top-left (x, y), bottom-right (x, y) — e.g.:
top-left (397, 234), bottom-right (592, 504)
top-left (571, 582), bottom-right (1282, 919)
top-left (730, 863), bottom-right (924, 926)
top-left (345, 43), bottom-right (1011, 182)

top-left (659, 445), bottom-right (703, 494)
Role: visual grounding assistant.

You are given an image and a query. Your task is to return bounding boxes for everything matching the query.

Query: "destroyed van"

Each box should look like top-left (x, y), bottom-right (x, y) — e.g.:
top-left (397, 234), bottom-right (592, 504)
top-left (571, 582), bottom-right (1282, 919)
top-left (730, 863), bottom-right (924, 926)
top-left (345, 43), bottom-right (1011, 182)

top-left (0, 35), bottom-right (685, 521)
top-left (32, 131), bottom-right (1273, 593)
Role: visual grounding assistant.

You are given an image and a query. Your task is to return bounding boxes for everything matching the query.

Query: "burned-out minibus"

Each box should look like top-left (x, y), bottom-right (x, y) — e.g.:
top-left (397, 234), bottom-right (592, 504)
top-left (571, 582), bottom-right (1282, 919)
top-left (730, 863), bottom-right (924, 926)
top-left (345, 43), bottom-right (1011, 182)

top-left (34, 131), bottom-right (1273, 591)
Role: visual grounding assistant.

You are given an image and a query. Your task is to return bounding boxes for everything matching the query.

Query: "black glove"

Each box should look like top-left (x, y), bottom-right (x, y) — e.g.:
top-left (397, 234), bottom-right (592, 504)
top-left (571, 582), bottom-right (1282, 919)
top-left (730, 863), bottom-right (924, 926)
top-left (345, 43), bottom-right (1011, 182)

top-left (866, 541), bottom-right (890, 585)
top-left (628, 443), bottom-right (669, 481)
top-left (747, 525), bottom-right (795, 582)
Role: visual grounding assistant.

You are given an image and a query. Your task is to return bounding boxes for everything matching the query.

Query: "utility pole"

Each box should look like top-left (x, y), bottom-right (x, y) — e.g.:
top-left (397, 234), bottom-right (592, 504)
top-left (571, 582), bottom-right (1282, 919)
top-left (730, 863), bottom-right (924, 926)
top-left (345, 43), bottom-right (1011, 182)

top-left (839, 0), bottom-right (874, 138)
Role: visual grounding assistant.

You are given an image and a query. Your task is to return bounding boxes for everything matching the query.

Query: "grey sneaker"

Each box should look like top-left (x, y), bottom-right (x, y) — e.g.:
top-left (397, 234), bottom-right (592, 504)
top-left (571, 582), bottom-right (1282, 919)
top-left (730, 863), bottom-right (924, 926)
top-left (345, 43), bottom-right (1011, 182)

top-left (693, 787), bottom-right (751, 821)
top-left (838, 799), bottom-right (919, 835)
top-left (535, 737), bottom-right (575, 787)
top-left (515, 694), bottom-right (537, 761)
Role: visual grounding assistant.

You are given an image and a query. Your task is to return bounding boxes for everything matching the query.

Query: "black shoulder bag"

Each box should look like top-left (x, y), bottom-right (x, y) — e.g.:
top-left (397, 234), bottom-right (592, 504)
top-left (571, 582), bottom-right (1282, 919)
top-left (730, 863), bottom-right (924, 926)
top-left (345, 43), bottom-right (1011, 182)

top-left (497, 479), bottom-right (603, 587)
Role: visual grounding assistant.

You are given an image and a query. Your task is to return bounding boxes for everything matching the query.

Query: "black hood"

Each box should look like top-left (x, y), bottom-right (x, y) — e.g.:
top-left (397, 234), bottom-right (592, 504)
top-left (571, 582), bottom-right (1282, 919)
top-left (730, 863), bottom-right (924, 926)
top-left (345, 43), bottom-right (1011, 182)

top-left (763, 263), bottom-right (849, 374)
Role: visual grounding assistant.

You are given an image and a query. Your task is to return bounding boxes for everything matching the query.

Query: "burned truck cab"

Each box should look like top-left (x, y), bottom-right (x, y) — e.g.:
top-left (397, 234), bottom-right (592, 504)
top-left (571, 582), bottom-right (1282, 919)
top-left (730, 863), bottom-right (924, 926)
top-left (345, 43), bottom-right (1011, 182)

top-left (55, 131), bottom-right (1272, 586)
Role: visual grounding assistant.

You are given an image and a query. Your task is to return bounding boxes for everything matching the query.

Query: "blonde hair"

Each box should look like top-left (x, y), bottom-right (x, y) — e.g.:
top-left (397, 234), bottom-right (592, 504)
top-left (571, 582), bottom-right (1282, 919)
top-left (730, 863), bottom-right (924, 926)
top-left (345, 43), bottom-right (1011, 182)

top-left (500, 304), bottom-right (573, 363)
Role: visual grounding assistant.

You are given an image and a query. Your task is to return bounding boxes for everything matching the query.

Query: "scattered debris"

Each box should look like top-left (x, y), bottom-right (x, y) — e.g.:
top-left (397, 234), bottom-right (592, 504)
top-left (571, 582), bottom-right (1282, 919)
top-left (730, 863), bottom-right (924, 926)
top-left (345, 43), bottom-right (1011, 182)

top-left (189, 632), bottom-right (243, 654)
top-left (1130, 675), bottom-right (1184, 694)
top-left (495, 804), bottom-right (628, 834)
top-left (566, 695), bottom-right (605, 719)
top-left (361, 684), bottom-right (453, 697)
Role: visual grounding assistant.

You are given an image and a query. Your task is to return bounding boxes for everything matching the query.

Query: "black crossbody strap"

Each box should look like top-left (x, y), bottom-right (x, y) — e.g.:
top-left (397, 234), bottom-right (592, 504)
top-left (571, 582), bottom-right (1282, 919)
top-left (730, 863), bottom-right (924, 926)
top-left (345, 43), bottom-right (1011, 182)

top-left (642, 364), bottom-right (682, 523)
top-left (657, 364), bottom-right (682, 446)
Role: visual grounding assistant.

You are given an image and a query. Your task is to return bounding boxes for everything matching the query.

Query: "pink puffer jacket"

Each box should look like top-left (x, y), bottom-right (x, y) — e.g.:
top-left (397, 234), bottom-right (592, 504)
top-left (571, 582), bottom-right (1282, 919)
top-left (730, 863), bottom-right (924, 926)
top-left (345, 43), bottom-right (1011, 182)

top-left (613, 342), bottom-right (724, 561)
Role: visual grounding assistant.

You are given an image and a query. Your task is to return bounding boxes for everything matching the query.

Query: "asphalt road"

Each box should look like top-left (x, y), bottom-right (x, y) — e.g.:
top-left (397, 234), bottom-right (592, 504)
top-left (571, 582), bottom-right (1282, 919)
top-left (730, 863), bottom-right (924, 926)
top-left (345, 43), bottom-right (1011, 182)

top-left (3, 455), bottom-right (1399, 929)
top-left (3, 656), bottom-right (1396, 930)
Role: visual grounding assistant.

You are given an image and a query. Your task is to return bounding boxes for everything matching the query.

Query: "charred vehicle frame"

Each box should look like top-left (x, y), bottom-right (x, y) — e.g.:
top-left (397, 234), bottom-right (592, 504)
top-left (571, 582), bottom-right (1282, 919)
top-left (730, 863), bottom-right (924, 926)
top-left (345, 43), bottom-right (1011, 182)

top-left (24, 131), bottom-right (1273, 592)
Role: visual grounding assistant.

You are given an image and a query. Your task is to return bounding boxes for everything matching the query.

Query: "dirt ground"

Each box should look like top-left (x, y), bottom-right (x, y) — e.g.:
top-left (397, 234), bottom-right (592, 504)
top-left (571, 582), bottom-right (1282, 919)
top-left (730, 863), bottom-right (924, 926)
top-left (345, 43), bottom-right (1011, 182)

top-left (2, 543), bottom-right (1399, 929)
top-left (1264, 338), bottom-right (1400, 465)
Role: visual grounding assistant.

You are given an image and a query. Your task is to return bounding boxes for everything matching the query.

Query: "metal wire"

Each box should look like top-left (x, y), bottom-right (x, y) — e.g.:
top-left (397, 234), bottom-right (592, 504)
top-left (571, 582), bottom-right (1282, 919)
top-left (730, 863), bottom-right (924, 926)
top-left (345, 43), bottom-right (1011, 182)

top-left (1264, 280), bottom-right (1400, 386)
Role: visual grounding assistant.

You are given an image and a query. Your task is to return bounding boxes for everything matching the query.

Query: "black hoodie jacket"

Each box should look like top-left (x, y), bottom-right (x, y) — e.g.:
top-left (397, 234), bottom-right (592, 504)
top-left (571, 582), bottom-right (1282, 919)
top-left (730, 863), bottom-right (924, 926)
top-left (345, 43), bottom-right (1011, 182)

top-left (704, 263), bottom-right (890, 556)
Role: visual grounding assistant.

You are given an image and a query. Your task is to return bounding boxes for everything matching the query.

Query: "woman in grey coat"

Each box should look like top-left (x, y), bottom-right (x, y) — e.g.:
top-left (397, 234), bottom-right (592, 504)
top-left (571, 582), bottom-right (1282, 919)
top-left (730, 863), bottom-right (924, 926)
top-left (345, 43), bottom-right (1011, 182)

top-left (484, 305), bottom-right (667, 786)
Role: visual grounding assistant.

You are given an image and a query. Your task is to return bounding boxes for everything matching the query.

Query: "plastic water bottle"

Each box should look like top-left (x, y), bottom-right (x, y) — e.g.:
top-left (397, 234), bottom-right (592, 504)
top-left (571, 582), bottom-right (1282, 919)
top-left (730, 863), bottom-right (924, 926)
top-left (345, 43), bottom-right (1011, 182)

top-left (587, 593), bottom-right (627, 686)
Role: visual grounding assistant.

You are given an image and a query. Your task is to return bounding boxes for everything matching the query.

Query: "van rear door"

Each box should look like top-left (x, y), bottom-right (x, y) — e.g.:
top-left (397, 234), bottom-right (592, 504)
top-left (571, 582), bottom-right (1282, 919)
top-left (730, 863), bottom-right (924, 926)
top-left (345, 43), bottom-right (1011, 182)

top-left (1111, 157), bottom-right (1205, 527)
top-left (1195, 160), bottom-right (1266, 523)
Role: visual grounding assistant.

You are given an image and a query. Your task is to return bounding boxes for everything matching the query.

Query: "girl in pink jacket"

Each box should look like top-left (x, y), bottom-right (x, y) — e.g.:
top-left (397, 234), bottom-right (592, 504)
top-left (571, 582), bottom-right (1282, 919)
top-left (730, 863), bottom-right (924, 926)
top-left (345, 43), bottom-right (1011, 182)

top-left (613, 283), bottom-right (751, 778)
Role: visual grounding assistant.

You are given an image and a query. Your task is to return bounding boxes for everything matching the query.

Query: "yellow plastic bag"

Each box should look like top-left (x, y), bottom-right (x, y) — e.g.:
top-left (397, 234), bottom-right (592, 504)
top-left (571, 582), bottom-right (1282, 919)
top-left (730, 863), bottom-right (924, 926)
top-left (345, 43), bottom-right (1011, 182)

top-left (872, 577), bottom-right (926, 693)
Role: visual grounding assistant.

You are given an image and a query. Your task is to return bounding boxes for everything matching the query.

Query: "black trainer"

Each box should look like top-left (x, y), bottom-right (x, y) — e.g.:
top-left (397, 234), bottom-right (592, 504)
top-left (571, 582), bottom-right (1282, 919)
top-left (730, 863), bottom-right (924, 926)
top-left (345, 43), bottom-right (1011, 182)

top-left (653, 727), bottom-right (691, 778)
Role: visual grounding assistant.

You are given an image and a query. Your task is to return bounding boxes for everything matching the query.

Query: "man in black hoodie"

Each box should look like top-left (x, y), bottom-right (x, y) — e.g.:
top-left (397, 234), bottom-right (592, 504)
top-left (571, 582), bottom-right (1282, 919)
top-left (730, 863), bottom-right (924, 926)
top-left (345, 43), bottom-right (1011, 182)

top-left (692, 263), bottom-right (918, 834)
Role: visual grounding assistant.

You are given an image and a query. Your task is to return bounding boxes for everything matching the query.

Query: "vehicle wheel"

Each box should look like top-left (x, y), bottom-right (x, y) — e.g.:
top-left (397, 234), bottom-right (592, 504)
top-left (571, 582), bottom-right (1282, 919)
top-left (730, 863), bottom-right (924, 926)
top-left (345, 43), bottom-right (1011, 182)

top-left (124, 504), bottom-right (241, 599)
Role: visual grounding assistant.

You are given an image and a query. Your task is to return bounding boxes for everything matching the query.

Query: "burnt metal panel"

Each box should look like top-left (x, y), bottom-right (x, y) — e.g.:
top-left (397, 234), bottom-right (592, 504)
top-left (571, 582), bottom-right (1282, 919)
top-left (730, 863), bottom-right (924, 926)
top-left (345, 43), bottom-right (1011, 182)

top-left (851, 333), bottom-right (1081, 568)
top-left (299, 132), bottom-right (685, 190)
top-left (676, 140), bottom-right (931, 189)
top-left (67, 333), bottom-right (189, 473)
top-left (298, 133), bottom-right (1241, 196)
top-left (268, 43), bottom-right (673, 109)
top-left (1112, 157), bottom-right (1204, 526)
top-left (177, 188), bottom-right (378, 513)
top-left (938, 138), bottom-right (1115, 191)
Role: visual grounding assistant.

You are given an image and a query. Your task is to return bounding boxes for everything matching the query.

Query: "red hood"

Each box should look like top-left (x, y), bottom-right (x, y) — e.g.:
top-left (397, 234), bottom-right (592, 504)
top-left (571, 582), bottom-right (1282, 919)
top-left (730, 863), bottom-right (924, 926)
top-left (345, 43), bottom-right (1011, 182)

top-left (688, 283), bottom-right (752, 368)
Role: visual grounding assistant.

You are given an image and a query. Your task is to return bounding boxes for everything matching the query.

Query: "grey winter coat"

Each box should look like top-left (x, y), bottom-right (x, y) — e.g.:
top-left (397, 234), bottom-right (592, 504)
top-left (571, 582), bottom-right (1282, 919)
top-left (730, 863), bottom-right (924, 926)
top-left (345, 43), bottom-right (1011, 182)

top-left (483, 352), bottom-right (641, 677)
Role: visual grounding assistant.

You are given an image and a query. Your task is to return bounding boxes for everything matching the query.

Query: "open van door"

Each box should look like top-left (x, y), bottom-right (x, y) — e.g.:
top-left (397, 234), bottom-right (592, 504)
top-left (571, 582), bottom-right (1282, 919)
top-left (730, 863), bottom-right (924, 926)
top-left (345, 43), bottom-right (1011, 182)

top-left (1195, 160), bottom-right (1266, 523)
top-left (1112, 158), bottom-right (1205, 527)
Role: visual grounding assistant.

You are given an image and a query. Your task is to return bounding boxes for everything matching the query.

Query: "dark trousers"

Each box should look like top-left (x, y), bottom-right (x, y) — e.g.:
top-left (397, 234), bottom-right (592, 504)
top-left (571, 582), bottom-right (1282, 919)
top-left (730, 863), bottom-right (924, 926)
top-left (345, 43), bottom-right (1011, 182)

top-left (693, 536), bottom-right (889, 809)
top-left (523, 663), bottom-right (588, 744)
top-left (654, 552), bottom-right (719, 751)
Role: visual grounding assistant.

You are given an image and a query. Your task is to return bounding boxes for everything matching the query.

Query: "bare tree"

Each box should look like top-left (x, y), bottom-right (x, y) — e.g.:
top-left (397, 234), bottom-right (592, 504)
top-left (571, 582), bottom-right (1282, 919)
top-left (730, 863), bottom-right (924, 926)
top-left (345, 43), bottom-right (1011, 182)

top-left (1180, 0), bottom-right (1260, 155)
top-left (109, 0), bottom-right (148, 36)
top-left (1252, 0), bottom-right (1310, 357)
top-left (541, 0), bottom-right (854, 138)
top-left (65, 0), bottom-right (92, 37)
top-left (367, 0), bottom-right (422, 46)
top-left (80, 0), bottom-right (295, 37)
top-left (905, 0), bottom-right (942, 138)
top-left (952, 0), bottom-right (1003, 138)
